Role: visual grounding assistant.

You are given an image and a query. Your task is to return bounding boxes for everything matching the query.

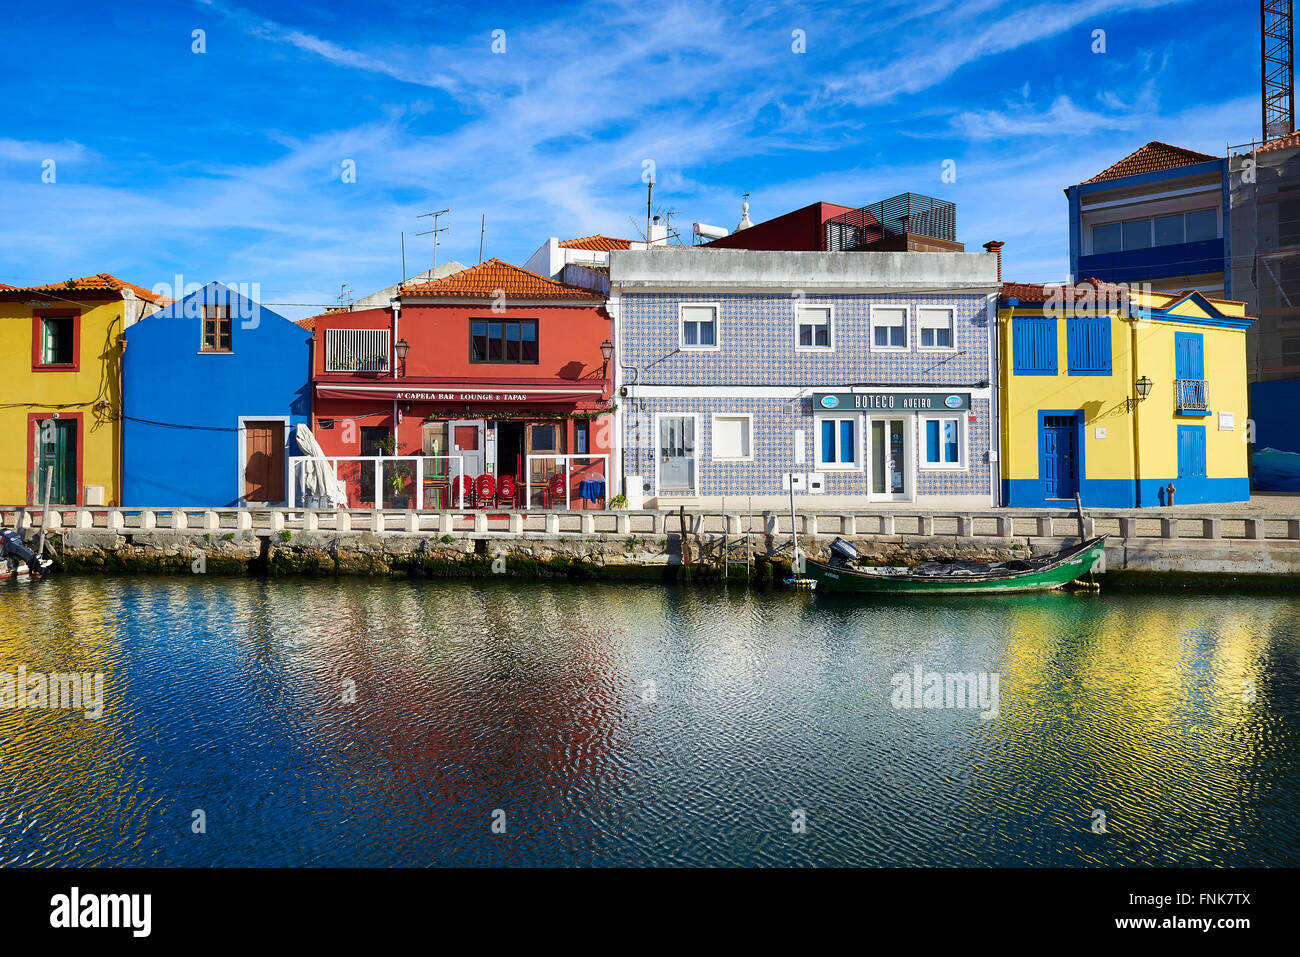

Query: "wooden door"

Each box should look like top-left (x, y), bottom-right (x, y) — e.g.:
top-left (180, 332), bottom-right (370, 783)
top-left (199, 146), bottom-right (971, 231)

top-left (244, 421), bottom-right (285, 502)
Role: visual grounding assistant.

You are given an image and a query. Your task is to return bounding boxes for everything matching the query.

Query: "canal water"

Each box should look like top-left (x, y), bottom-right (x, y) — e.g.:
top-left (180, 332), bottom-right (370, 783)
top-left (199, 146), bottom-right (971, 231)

top-left (1, 576), bottom-right (1297, 867)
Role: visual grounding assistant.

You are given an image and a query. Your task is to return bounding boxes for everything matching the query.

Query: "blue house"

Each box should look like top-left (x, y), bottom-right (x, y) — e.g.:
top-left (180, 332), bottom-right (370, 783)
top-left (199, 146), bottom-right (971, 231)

top-left (1066, 141), bottom-right (1229, 298)
top-left (123, 282), bottom-right (311, 506)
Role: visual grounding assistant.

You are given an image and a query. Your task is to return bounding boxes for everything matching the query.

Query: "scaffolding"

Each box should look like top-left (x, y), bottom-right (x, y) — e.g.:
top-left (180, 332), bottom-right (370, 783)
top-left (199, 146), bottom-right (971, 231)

top-left (1228, 134), bottom-right (1300, 381)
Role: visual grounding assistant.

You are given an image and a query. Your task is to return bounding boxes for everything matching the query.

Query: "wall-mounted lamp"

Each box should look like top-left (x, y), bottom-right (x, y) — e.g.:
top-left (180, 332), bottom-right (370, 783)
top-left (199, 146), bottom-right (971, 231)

top-left (600, 339), bottom-right (614, 377)
top-left (395, 337), bottom-right (410, 376)
top-left (1127, 375), bottom-right (1152, 412)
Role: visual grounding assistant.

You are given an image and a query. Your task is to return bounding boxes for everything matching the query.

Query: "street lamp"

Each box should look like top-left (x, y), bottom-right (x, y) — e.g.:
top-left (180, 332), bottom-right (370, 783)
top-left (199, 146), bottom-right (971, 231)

top-left (395, 338), bottom-right (410, 376)
top-left (1128, 375), bottom-right (1152, 412)
top-left (600, 339), bottom-right (614, 377)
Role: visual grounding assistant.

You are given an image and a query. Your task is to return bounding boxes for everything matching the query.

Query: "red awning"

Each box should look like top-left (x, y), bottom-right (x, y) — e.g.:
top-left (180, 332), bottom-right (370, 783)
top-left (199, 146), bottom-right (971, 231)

top-left (315, 383), bottom-right (603, 404)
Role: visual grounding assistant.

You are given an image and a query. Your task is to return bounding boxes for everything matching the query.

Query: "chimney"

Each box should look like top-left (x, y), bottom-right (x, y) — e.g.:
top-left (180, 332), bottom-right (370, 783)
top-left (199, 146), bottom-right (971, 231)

top-left (649, 214), bottom-right (668, 246)
top-left (982, 241), bottom-right (1005, 282)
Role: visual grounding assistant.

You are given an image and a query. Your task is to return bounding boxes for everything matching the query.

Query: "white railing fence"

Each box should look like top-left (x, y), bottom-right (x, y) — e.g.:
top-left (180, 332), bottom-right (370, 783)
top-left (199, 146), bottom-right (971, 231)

top-left (524, 454), bottom-right (611, 510)
top-left (288, 455), bottom-right (464, 509)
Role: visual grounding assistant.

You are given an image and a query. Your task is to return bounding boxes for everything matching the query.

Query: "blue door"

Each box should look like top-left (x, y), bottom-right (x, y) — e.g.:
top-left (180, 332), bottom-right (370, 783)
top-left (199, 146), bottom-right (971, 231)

top-left (1040, 414), bottom-right (1078, 500)
top-left (1177, 425), bottom-right (1206, 479)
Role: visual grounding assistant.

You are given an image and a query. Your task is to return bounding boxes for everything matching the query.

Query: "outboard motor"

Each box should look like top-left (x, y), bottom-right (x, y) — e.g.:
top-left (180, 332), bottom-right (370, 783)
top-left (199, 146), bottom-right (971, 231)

top-left (828, 537), bottom-right (859, 568)
top-left (1, 529), bottom-right (53, 575)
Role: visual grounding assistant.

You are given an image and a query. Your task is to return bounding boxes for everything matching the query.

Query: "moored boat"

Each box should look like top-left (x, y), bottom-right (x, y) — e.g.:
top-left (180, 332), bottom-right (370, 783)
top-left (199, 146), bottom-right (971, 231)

top-left (805, 536), bottom-right (1107, 595)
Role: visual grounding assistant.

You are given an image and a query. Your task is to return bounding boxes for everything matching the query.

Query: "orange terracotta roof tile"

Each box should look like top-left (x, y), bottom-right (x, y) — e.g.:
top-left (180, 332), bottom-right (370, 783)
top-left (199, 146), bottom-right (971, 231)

top-left (1080, 141), bottom-right (1219, 185)
top-left (1258, 130), bottom-right (1300, 154)
top-left (401, 258), bottom-right (605, 300)
top-left (7, 273), bottom-right (171, 305)
top-left (1001, 279), bottom-right (1130, 303)
top-left (557, 234), bottom-right (632, 252)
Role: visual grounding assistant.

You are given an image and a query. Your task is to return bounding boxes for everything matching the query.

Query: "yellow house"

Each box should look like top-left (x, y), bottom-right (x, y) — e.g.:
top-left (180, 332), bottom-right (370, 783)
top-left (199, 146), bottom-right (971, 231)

top-left (997, 281), bottom-right (1252, 508)
top-left (0, 275), bottom-right (166, 506)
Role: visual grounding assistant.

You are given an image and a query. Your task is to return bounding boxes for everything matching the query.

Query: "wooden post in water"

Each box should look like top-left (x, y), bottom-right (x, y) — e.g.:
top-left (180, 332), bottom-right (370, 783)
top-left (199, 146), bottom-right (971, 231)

top-left (789, 481), bottom-right (798, 573)
top-left (721, 496), bottom-right (727, 575)
top-left (747, 495), bottom-right (752, 580)
top-left (1073, 492), bottom-right (1087, 543)
top-left (678, 504), bottom-right (692, 566)
top-left (35, 465), bottom-right (53, 563)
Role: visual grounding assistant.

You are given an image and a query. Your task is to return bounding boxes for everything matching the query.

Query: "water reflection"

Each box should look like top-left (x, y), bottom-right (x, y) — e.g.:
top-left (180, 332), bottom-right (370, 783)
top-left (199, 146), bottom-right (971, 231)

top-left (0, 577), bottom-right (1297, 866)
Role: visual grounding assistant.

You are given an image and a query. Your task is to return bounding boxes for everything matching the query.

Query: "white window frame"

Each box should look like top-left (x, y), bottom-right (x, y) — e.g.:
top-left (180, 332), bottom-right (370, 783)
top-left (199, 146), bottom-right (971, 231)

top-left (710, 413), bottom-right (754, 462)
top-left (869, 304), bottom-right (909, 352)
top-left (916, 307), bottom-right (956, 352)
top-left (678, 302), bottom-right (721, 351)
top-left (793, 303), bottom-right (834, 352)
top-left (653, 411), bottom-right (699, 496)
top-left (813, 413), bottom-right (863, 471)
top-left (918, 414), bottom-right (967, 470)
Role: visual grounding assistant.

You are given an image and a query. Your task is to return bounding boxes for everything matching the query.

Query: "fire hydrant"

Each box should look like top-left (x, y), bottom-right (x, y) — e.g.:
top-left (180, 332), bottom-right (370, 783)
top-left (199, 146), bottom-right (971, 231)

top-left (1166, 483), bottom-right (1176, 507)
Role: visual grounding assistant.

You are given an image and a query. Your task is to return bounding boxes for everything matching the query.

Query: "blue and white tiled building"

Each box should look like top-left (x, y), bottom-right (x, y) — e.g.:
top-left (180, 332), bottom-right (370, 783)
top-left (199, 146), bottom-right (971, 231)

top-left (608, 248), bottom-right (1002, 508)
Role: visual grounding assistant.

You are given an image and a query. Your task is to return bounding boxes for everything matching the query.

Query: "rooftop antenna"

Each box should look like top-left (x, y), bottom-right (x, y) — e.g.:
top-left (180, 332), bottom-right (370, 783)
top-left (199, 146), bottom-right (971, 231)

top-left (401, 231), bottom-right (407, 287)
top-left (337, 282), bottom-right (353, 310)
top-left (663, 209), bottom-right (681, 245)
top-left (646, 179), bottom-right (653, 248)
top-left (478, 214), bottom-right (486, 264)
top-left (416, 208), bottom-right (450, 270)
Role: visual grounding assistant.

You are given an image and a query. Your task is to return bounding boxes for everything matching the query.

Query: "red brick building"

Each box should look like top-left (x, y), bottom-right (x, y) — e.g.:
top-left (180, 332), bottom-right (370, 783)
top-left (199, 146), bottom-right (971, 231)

top-left (306, 259), bottom-right (614, 508)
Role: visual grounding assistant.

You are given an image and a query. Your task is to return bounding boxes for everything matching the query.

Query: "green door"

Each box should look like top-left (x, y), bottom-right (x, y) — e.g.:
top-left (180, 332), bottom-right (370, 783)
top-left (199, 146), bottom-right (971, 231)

top-left (34, 419), bottom-right (78, 504)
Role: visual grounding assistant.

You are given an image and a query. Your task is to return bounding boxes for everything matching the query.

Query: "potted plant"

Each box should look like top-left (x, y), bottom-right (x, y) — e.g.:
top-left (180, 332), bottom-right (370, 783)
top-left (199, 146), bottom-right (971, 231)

top-left (376, 436), bottom-right (414, 509)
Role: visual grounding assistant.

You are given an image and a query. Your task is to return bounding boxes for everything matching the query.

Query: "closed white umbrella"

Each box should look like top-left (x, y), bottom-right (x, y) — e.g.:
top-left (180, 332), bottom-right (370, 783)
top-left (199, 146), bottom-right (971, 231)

top-left (294, 424), bottom-right (348, 508)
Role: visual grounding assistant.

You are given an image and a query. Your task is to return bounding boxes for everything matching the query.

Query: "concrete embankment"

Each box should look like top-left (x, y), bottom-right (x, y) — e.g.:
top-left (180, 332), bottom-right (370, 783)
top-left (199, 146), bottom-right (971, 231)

top-left (17, 504), bottom-right (1300, 589)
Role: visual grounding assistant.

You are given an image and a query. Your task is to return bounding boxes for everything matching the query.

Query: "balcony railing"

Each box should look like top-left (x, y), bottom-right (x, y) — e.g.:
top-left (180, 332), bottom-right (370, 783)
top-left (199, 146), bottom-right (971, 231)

top-left (1176, 378), bottom-right (1210, 411)
top-left (325, 328), bottom-right (390, 373)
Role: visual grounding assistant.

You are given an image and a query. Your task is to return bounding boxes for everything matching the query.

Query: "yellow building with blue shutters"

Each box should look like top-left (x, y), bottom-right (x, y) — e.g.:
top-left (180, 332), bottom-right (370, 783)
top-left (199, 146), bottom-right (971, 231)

top-left (997, 281), bottom-right (1253, 507)
top-left (0, 275), bottom-right (165, 506)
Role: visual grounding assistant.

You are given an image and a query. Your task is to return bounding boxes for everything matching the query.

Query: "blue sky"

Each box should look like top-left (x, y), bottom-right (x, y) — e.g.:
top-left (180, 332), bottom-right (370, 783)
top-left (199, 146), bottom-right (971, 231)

top-left (0, 0), bottom-right (1265, 318)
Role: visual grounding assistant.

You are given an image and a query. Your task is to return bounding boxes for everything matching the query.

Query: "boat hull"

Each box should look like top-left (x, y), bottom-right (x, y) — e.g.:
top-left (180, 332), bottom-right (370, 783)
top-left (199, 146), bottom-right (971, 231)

top-left (805, 537), bottom-right (1107, 595)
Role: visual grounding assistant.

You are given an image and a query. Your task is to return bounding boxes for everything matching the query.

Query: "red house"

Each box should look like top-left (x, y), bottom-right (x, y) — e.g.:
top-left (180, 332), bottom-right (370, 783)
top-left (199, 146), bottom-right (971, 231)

top-left (307, 259), bottom-right (614, 509)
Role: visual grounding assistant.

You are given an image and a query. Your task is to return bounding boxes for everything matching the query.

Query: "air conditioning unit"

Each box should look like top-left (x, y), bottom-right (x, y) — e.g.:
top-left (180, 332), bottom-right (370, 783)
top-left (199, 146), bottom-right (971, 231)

top-left (84, 485), bottom-right (105, 506)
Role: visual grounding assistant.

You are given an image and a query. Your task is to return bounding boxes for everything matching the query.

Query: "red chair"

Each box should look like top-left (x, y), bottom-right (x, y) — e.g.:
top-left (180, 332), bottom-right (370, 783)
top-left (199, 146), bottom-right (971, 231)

top-left (475, 473), bottom-right (496, 508)
top-left (496, 474), bottom-right (518, 508)
top-left (546, 472), bottom-right (568, 510)
top-left (455, 473), bottom-right (475, 508)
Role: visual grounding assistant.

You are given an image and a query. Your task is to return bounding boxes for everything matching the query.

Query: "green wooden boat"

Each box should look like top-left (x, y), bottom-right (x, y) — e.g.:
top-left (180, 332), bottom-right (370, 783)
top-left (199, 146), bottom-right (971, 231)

top-left (804, 536), bottom-right (1107, 595)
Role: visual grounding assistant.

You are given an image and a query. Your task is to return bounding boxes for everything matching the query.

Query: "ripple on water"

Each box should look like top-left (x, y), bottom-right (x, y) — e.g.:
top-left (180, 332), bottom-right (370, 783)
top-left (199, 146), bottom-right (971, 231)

top-left (0, 579), bottom-right (1297, 865)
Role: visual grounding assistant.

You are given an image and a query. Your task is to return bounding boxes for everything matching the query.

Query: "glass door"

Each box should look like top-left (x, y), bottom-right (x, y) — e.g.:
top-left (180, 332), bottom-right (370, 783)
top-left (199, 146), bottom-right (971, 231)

top-left (870, 418), bottom-right (909, 500)
top-left (657, 416), bottom-right (695, 492)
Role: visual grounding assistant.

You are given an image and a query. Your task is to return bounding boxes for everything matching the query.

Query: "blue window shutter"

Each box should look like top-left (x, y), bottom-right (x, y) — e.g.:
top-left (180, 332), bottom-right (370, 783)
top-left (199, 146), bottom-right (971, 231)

top-left (926, 420), bottom-right (939, 462)
top-left (821, 420), bottom-right (834, 463)
top-left (1067, 317), bottom-right (1111, 374)
top-left (1013, 317), bottom-right (1056, 374)
top-left (944, 420), bottom-right (959, 462)
top-left (839, 420), bottom-right (854, 463)
top-left (1175, 332), bottom-right (1204, 379)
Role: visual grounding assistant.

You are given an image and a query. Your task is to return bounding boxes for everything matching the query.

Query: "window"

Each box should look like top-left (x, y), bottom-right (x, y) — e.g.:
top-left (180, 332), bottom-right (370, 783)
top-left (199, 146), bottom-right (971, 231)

top-left (816, 416), bottom-right (860, 469)
top-left (680, 304), bottom-right (718, 349)
top-left (1092, 222), bottom-right (1122, 254)
top-left (1012, 316), bottom-right (1057, 375)
top-left (1279, 199), bottom-right (1299, 247)
top-left (711, 414), bottom-right (753, 461)
top-left (795, 305), bottom-right (832, 351)
top-left (917, 308), bottom-right (955, 349)
top-left (1092, 209), bottom-right (1219, 253)
top-left (530, 424), bottom-right (557, 452)
top-left (1154, 214), bottom-right (1185, 246)
top-left (1121, 219), bottom-right (1152, 250)
top-left (202, 305), bottom-right (231, 352)
top-left (1066, 316), bottom-right (1112, 375)
top-left (871, 307), bottom-right (907, 349)
top-left (921, 416), bottom-right (963, 468)
top-left (574, 420), bottom-right (589, 455)
top-left (471, 319), bottom-right (538, 363)
top-left (1184, 208), bottom-right (1217, 242)
top-left (37, 315), bottom-right (75, 366)
top-left (1177, 425), bottom-right (1206, 479)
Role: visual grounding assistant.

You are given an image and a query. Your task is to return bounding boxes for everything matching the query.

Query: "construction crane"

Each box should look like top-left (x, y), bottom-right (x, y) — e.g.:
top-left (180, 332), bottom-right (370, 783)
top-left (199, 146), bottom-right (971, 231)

top-left (1263, 0), bottom-right (1296, 141)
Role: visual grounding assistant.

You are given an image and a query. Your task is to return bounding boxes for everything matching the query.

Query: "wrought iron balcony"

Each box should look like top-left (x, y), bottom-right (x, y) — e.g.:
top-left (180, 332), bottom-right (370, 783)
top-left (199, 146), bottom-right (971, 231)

top-left (325, 328), bottom-right (390, 373)
top-left (1175, 378), bottom-right (1209, 411)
